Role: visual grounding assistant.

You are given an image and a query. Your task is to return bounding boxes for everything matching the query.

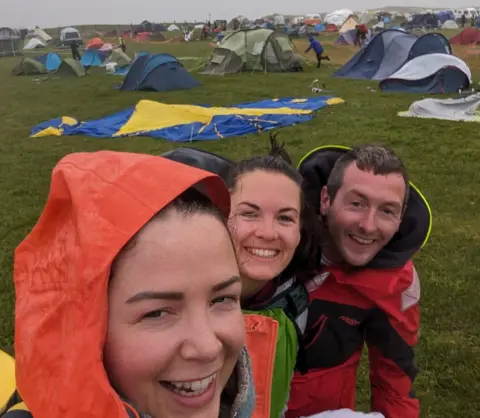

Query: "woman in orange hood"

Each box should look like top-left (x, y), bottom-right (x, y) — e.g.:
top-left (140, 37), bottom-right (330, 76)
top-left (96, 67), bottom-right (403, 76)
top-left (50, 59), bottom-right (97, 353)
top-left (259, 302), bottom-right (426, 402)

top-left (8, 151), bottom-right (255, 418)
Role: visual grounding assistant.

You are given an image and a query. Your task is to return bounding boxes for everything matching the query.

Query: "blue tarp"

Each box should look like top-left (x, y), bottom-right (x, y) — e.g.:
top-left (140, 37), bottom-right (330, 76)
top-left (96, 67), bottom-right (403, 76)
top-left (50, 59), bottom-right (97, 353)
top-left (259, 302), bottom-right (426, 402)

top-left (31, 97), bottom-right (344, 142)
top-left (333, 29), bottom-right (452, 80)
top-left (120, 53), bottom-right (200, 92)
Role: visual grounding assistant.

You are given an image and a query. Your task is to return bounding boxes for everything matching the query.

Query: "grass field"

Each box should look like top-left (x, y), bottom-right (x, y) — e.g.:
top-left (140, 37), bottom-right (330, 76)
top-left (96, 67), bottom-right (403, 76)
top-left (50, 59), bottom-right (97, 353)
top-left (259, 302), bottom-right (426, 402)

top-left (1, 33), bottom-right (479, 417)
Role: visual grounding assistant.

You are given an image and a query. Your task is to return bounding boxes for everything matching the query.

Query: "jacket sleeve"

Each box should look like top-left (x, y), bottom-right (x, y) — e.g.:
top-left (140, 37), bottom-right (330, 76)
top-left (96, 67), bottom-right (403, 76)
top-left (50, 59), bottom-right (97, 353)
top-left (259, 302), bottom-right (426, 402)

top-left (365, 266), bottom-right (421, 418)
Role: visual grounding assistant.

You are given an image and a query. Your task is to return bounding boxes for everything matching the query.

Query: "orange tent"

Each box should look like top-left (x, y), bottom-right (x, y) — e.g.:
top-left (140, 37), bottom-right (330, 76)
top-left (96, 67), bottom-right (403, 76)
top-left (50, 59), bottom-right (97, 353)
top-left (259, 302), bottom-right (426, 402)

top-left (87, 37), bottom-right (104, 49)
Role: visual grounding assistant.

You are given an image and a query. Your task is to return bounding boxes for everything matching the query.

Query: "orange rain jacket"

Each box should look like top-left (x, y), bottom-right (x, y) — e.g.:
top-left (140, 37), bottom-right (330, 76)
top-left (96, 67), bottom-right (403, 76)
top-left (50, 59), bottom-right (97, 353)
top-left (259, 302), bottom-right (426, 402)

top-left (8, 151), bottom-right (267, 418)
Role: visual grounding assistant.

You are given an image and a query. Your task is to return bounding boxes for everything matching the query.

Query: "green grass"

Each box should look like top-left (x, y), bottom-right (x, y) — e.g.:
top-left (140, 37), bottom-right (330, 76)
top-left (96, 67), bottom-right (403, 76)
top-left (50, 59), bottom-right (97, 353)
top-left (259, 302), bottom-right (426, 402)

top-left (1, 38), bottom-right (480, 417)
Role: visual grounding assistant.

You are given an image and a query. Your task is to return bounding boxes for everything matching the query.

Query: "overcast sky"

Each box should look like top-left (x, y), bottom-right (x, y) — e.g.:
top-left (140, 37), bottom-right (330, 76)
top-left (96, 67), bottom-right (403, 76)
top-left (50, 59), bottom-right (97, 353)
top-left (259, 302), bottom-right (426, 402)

top-left (1, 0), bottom-right (467, 28)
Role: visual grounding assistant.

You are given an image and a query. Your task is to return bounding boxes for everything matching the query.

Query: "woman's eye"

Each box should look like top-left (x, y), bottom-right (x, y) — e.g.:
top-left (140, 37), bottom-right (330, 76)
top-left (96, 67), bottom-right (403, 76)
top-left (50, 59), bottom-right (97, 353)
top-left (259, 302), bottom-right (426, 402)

top-left (240, 211), bottom-right (257, 218)
top-left (142, 310), bottom-right (167, 319)
top-left (211, 296), bottom-right (238, 306)
top-left (279, 215), bottom-right (294, 222)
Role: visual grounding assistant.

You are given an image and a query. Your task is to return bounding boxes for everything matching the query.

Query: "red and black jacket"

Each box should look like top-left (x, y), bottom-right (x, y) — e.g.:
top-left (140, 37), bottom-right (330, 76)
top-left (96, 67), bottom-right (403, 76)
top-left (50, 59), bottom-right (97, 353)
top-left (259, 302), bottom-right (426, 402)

top-left (287, 146), bottom-right (432, 418)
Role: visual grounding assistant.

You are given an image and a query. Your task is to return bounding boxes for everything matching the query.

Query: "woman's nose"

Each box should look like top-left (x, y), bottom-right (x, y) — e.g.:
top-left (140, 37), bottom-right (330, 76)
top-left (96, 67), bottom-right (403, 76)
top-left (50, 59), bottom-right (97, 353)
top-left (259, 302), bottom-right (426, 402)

top-left (180, 315), bottom-right (223, 362)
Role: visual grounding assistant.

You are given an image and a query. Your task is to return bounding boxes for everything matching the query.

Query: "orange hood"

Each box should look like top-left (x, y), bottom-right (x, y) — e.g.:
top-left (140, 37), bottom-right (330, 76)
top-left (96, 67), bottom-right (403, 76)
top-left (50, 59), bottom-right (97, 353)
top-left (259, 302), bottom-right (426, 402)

top-left (13, 151), bottom-right (231, 418)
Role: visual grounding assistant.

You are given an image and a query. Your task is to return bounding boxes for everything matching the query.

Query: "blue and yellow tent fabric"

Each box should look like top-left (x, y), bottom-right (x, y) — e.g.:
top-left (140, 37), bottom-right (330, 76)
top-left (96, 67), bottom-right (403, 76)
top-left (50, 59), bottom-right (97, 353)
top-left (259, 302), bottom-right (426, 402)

top-left (31, 97), bottom-right (344, 142)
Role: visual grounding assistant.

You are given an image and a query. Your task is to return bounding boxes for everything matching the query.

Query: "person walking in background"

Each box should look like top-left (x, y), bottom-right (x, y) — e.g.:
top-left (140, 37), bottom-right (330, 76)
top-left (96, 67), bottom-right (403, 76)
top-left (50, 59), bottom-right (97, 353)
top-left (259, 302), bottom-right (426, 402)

top-left (70, 40), bottom-right (81, 61)
top-left (305, 34), bottom-right (330, 68)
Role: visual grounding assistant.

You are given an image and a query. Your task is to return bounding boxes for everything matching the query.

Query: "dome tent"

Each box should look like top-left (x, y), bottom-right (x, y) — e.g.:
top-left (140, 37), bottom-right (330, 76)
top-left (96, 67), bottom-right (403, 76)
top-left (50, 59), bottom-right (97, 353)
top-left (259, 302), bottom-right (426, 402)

top-left (201, 28), bottom-right (302, 75)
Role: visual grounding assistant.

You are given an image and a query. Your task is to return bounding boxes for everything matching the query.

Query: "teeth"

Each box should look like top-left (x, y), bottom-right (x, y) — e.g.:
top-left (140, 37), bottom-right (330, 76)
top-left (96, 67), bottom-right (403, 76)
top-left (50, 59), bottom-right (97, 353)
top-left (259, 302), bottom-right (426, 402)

top-left (247, 248), bottom-right (279, 258)
top-left (168, 374), bottom-right (216, 396)
top-left (350, 235), bottom-right (374, 245)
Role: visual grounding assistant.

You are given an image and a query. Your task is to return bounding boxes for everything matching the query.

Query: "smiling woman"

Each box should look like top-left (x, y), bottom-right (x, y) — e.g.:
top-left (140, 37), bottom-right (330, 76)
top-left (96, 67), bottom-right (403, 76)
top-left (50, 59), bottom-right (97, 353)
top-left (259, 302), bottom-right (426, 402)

top-left (8, 152), bottom-right (255, 418)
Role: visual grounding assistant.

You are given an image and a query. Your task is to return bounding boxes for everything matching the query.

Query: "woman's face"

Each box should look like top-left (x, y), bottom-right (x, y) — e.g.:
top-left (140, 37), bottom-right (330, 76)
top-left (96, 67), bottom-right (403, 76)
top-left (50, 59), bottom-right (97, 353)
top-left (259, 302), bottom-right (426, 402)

top-left (229, 170), bottom-right (302, 297)
top-left (104, 210), bottom-right (244, 418)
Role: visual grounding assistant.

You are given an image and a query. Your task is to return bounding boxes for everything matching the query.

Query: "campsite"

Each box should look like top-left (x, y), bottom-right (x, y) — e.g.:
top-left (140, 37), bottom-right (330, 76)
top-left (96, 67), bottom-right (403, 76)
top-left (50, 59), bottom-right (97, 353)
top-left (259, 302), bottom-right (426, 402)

top-left (0, 9), bottom-right (480, 418)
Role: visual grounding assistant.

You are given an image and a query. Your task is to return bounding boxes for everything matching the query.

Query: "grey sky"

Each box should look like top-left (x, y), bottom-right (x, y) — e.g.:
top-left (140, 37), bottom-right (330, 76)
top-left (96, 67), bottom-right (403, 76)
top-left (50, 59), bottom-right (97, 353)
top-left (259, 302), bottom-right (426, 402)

top-left (2, 0), bottom-right (464, 28)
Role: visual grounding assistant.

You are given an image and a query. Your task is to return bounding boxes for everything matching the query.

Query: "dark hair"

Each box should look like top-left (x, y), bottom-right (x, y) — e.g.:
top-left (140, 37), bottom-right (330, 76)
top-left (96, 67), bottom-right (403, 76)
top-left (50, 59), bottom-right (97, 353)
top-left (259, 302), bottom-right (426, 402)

top-left (226, 133), bottom-right (320, 279)
top-left (111, 187), bottom-right (230, 274)
top-left (327, 144), bottom-right (410, 214)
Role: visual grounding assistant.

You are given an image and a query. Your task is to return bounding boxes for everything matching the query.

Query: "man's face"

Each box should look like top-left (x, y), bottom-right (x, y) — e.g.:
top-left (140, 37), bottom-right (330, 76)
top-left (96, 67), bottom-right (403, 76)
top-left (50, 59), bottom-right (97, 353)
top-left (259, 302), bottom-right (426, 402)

top-left (320, 162), bottom-right (405, 266)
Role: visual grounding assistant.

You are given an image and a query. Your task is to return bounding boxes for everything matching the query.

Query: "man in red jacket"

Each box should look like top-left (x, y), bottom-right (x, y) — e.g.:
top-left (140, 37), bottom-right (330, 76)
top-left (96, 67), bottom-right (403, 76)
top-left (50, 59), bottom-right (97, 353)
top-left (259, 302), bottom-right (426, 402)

top-left (287, 144), bottom-right (432, 418)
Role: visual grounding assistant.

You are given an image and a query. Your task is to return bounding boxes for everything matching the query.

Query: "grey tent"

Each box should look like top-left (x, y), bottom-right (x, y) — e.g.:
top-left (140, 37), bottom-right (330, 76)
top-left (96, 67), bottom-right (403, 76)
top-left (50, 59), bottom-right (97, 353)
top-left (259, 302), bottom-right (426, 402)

top-left (0, 27), bottom-right (22, 57)
top-left (201, 28), bottom-right (302, 75)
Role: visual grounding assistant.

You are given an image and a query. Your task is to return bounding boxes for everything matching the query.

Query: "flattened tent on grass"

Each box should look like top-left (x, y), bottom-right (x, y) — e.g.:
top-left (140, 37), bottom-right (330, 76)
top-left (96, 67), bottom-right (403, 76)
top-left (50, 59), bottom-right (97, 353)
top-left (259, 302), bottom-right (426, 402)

top-left (55, 59), bottom-right (86, 77)
top-left (12, 57), bottom-right (47, 75)
top-left (201, 28), bottom-right (302, 75)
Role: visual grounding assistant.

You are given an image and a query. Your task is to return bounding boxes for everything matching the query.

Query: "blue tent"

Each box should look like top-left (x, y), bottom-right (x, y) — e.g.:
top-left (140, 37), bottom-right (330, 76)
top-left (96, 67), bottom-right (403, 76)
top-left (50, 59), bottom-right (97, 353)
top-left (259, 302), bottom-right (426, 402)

top-left (81, 49), bottom-right (108, 67)
top-left (120, 53), bottom-right (200, 92)
top-left (436, 10), bottom-right (455, 23)
top-left (33, 52), bottom-right (62, 71)
top-left (314, 23), bottom-right (325, 32)
top-left (333, 29), bottom-right (451, 80)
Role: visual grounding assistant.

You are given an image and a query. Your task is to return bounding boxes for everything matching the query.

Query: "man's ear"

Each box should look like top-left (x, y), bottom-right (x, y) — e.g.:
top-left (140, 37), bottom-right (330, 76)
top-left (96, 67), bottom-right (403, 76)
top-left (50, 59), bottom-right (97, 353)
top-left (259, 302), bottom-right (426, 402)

top-left (320, 186), bottom-right (330, 216)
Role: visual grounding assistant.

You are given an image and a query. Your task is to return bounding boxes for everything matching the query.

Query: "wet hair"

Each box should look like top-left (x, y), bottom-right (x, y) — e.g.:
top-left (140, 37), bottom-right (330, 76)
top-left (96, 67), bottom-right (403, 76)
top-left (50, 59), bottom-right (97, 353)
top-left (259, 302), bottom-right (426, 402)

top-left (226, 132), bottom-right (320, 280)
top-left (111, 187), bottom-right (230, 275)
top-left (327, 144), bottom-right (410, 214)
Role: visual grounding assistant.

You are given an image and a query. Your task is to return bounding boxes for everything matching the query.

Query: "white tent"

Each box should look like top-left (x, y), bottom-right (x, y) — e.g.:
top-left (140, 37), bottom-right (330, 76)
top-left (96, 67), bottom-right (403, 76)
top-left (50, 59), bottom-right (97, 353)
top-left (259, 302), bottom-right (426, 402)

top-left (168, 24), bottom-right (180, 31)
top-left (325, 9), bottom-right (353, 26)
top-left (274, 14), bottom-right (285, 25)
top-left (34, 27), bottom-right (52, 42)
top-left (442, 20), bottom-right (459, 29)
top-left (339, 16), bottom-right (358, 33)
top-left (383, 54), bottom-right (471, 85)
top-left (24, 38), bottom-right (45, 49)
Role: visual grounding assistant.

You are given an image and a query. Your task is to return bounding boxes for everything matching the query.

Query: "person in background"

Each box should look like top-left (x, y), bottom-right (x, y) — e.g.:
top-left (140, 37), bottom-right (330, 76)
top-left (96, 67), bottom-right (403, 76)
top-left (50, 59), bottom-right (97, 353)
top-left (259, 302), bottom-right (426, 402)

top-left (305, 34), bottom-right (330, 68)
top-left (70, 40), bottom-right (81, 61)
top-left (118, 36), bottom-right (126, 53)
top-left (287, 144), bottom-right (432, 418)
top-left (354, 25), bottom-right (368, 47)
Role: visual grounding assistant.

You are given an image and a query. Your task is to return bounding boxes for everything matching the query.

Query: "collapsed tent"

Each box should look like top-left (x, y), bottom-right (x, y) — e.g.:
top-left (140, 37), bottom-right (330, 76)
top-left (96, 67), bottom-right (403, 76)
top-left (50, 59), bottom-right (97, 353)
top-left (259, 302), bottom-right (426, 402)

top-left (201, 28), bottom-right (302, 75)
top-left (398, 93), bottom-right (480, 121)
top-left (31, 97), bottom-right (344, 142)
top-left (450, 28), bottom-right (480, 45)
top-left (24, 38), bottom-right (45, 49)
top-left (333, 29), bottom-right (452, 80)
top-left (55, 59), bottom-right (86, 77)
top-left (81, 49), bottom-right (109, 67)
top-left (120, 53), bottom-right (199, 92)
top-left (379, 54), bottom-right (471, 93)
top-left (12, 57), bottom-right (47, 75)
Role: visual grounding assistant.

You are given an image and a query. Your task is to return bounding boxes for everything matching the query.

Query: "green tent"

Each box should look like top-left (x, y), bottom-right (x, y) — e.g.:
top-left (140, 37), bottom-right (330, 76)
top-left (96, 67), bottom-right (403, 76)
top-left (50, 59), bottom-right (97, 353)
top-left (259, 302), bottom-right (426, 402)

top-left (201, 28), bottom-right (303, 75)
top-left (55, 58), bottom-right (86, 77)
top-left (12, 57), bottom-right (47, 75)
